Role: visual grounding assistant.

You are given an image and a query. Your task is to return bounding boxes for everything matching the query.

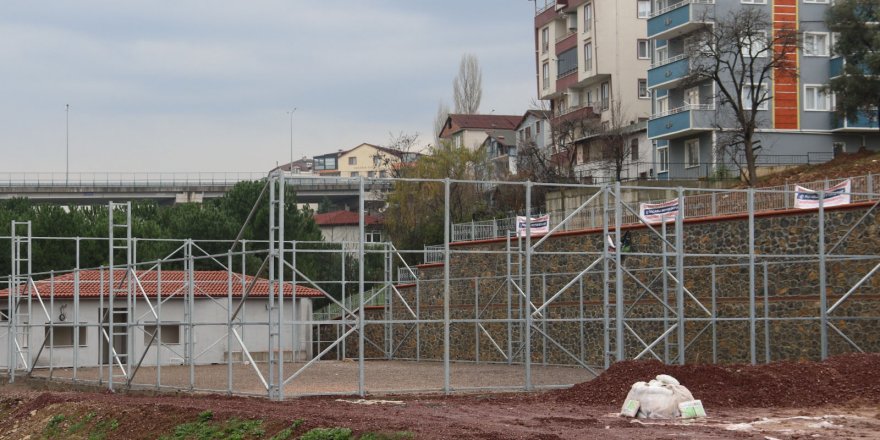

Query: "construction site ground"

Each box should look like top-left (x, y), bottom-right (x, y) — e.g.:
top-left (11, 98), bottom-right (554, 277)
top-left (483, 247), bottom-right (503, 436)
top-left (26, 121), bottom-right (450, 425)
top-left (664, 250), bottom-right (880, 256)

top-left (1, 354), bottom-right (879, 439)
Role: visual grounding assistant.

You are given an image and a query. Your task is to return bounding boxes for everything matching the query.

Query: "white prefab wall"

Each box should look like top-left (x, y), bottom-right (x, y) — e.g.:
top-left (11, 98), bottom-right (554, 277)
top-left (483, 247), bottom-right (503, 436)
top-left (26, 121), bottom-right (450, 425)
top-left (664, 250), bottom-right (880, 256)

top-left (0, 297), bottom-right (313, 369)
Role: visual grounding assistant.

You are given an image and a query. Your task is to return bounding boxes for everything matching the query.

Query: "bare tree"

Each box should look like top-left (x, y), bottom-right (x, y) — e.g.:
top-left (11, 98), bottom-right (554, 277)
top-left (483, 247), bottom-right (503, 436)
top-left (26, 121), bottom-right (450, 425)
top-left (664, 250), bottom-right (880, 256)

top-left (591, 100), bottom-right (641, 182)
top-left (433, 102), bottom-right (450, 145)
top-left (453, 54), bottom-right (482, 114)
top-left (684, 7), bottom-right (799, 186)
top-left (547, 106), bottom-right (599, 182)
top-left (373, 132), bottom-right (422, 179)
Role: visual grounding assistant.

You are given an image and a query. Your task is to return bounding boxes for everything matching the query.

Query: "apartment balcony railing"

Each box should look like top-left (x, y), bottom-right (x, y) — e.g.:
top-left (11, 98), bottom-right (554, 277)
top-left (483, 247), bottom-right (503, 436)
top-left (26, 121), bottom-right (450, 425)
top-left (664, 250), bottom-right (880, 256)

top-left (830, 55), bottom-right (875, 79)
top-left (648, 54), bottom-right (690, 89)
top-left (648, 0), bottom-right (715, 40)
top-left (831, 111), bottom-right (880, 132)
top-left (535, 0), bottom-right (556, 16)
top-left (648, 104), bottom-right (716, 140)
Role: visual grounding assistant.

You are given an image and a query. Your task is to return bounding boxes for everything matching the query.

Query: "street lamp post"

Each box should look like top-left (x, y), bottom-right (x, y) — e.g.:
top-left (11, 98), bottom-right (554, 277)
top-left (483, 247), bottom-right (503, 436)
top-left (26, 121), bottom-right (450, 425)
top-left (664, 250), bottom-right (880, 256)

top-left (287, 108), bottom-right (297, 170)
top-left (65, 104), bottom-right (70, 185)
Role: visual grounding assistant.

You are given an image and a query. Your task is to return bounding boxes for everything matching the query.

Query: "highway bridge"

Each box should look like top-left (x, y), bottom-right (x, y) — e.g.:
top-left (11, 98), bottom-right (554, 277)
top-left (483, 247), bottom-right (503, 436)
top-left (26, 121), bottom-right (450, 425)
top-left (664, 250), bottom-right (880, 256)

top-left (0, 172), bottom-right (389, 205)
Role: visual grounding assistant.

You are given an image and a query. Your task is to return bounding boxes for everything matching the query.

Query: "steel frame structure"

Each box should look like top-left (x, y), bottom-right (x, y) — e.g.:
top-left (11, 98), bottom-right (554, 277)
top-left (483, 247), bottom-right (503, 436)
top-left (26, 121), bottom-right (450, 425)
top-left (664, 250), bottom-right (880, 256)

top-left (1, 175), bottom-right (878, 399)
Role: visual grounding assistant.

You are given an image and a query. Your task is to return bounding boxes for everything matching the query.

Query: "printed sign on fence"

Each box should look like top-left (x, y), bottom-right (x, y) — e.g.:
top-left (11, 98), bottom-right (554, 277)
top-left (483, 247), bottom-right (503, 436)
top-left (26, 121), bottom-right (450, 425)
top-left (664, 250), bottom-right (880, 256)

top-left (516, 215), bottom-right (550, 237)
top-left (794, 179), bottom-right (851, 209)
top-left (639, 198), bottom-right (681, 224)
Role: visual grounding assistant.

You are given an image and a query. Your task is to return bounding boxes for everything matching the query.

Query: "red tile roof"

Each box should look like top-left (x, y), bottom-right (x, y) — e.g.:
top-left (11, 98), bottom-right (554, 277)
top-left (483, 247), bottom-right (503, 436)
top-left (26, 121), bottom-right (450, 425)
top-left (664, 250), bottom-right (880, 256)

top-left (0, 270), bottom-right (324, 299)
top-left (439, 114), bottom-right (523, 139)
top-left (313, 210), bottom-right (382, 226)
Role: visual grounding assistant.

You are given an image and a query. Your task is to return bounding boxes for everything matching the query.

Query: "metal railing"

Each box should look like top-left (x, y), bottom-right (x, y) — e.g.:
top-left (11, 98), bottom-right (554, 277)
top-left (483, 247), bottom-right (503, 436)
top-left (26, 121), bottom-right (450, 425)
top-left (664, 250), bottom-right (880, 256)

top-left (0, 172), bottom-right (269, 187)
top-left (535, 0), bottom-right (556, 15)
top-left (650, 103), bottom-right (715, 120)
top-left (445, 172), bottom-right (879, 244)
top-left (650, 0), bottom-right (715, 18)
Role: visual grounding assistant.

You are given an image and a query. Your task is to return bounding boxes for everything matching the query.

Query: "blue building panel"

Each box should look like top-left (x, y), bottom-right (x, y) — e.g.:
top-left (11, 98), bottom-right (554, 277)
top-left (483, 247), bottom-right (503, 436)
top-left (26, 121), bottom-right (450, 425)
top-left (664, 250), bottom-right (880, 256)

top-left (648, 57), bottom-right (689, 89)
top-left (649, 111), bottom-right (692, 139)
top-left (648, 3), bottom-right (691, 38)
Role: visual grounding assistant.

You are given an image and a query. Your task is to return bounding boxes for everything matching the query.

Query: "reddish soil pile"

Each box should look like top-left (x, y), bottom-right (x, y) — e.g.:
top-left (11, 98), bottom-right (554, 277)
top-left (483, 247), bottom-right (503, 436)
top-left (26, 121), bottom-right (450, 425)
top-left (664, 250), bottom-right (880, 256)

top-left (554, 353), bottom-right (880, 408)
top-left (752, 149), bottom-right (880, 188)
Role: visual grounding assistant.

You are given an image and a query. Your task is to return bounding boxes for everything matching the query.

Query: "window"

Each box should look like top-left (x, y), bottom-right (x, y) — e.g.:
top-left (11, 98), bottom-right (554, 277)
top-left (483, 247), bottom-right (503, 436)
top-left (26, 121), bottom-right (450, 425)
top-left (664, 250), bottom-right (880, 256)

top-left (367, 171), bottom-right (376, 177)
top-left (803, 0), bottom-right (828, 3)
top-left (630, 139), bottom-right (639, 161)
top-left (144, 324), bottom-right (180, 345)
top-left (373, 156), bottom-right (382, 167)
top-left (541, 27), bottom-right (550, 54)
top-left (740, 31), bottom-right (768, 58)
top-left (637, 40), bottom-right (650, 59)
top-left (638, 79), bottom-right (650, 99)
top-left (685, 87), bottom-right (700, 106)
top-left (656, 95), bottom-right (668, 116)
top-left (542, 62), bottom-right (550, 89)
top-left (379, 170), bottom-right (387, 178)
top-left (803, 32), bottom-right (829, 56)
top-left (525, 127), bottom-right (532, 140)
top-left (365, 231), bottom-right (382, 243)
top-left (535, 120), bottom-right (542, 134)
top-left (600, 82), bottom-right (610, 109)
top-left (804, 85), bottom-right (830, 111)
top-left (45, 324), bottom-right (87, 347)
top-left (637, 0), bottom-right (650, 18)
top-left (655, 45), bottom-right (668, 64)
top-left (658, 146), bottom-right (669, 172)
top-left (685, 139), bottom-right (700, 168)
top-left (348, 157), bottom-right (357, 166)
top-left (350, 171), bottom-right (360, 177)
top-left (583, 3), bottom-right (593, 32)
top-left (743, 84), bottom-right (769, 110)
top-left (584, 43), bottom-right (593, 72)
top-left (740, 0), bottom-right (767, 4)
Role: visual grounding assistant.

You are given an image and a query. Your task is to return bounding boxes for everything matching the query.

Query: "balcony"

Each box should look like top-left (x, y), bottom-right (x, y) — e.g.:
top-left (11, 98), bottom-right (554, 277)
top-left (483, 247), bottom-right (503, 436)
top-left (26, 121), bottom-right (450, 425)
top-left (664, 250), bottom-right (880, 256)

top-left (648, 0), bottom-right (715, 40)
top-left (648, 54), bottom-right (690, 89)
top-left (648, 104), bottom-right (716, 140)
top-left (831, 111), bottom-right (879, 132)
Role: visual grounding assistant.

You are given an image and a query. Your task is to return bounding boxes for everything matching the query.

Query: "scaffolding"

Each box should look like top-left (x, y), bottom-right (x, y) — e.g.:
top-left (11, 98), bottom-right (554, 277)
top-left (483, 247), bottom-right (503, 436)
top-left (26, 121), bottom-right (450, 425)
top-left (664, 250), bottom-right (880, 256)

top-left (0, 175), bottom-right (878, 398)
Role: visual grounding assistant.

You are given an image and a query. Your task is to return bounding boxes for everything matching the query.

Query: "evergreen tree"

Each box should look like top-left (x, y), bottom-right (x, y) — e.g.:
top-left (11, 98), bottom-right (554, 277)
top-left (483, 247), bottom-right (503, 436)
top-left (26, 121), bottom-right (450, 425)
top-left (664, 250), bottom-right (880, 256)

top-left (826, 0), bottom-right (880, 132)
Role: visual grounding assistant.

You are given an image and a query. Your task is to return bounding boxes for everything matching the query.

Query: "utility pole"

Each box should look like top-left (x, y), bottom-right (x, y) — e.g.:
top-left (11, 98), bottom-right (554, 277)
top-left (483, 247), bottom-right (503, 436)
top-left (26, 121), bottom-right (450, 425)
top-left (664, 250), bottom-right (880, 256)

top-left (287, 108), bottom-right (297, 170)
top-left (66, 104), bottom-right (70, 185)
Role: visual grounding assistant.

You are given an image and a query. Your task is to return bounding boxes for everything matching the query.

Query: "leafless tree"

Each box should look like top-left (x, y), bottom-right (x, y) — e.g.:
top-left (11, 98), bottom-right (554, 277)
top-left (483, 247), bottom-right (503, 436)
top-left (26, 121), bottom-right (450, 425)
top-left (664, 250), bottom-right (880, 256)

top-left (589, 100), bottom-right (641, 182)
top-left (373, 132), bottom-right (422, 179)
top-left (684, 7), bottom-right (799, 186)
top-left (433, 102), bottom-right (450, 145)
top-left (453, 54), bottom-right (483, 114)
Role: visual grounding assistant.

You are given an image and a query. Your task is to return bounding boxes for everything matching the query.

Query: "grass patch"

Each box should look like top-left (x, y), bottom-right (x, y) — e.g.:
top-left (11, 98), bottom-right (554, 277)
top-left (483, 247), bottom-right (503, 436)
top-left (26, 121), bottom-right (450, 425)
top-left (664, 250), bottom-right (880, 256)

top-left (43, 414), bottom-right (66, 439)
top-left (88, 417), bottom-right (120, 440)
top-left (67, 412), bottom-right (96, 435)
top-left (300, 427), bottom-right (353, 440)
top-left (160, 412), bottom-right (266, 440)
top-left (360, 433), bottom-right (414, 440)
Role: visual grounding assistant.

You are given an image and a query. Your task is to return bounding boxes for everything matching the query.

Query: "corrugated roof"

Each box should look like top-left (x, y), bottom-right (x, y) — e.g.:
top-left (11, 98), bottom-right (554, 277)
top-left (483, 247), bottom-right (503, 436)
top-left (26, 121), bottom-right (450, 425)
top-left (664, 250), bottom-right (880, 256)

top-left (0, 270), bottom-right (324, 299)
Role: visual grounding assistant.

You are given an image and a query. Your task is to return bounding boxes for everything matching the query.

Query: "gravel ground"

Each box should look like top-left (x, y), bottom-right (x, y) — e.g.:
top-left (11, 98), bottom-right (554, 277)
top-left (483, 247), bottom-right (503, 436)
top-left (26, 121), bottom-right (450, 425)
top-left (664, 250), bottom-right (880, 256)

top-left (30, 360), bottom-right (596, 396)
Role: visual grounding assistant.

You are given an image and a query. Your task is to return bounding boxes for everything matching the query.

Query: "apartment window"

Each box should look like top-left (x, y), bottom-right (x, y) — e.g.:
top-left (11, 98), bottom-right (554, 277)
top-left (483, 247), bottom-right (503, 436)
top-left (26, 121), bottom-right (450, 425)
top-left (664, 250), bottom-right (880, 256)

top-left (637, 40), bottom-right (650, 59)
top-left (350, 171), bottom-right (360, 177)
top-left (685, 139), bottom-right (700, 168)
top-left (656, 45), bottom-right (668, 64)
top-left (656, 95), bottom-right (669, 115)
top-left (584, 43), bottom-right (593, 72)
top-left (348, 157), bottom-right (357, 166)
top-left (600, 82), bottom-right (610, 109)
top-left (373, 156), bottom-right (382, 166)
top-left (804, 85), bottom-right (830, 111)
top-left (658, 146), bottom-right (669, 172)
top-left (144, 324), bottom-right (180, 345)
top-left (740, 0), bottom-right (767, 3)
top-left (803, 32), bottom-right (829, 56)
top-left (685, 87), bottom-right (700, 106)
top-left (630, 139), bottom-right (639, 161)
top-left (542, 62), bottom-right (550, 89)
top-left (367, 171), bottom-right (376, 177)
top-left (541, 27), bottom-right (550, 54)
top-left (583, 3), bottom-right (593, 32)
top-left (741, 31), bottom-right (768, 58)
top-left (45, 324), bottom-right (87, 347)
top-left (365, 232), bottom-right (382, 243)
top-left (535, 120), bottom-right (542, 134)
top-left (637, 0), bottom-right (650, 18)
top-left (743, 84), bottom-right (769, 110)
top-left (638, 79), bottom-right (650, 99)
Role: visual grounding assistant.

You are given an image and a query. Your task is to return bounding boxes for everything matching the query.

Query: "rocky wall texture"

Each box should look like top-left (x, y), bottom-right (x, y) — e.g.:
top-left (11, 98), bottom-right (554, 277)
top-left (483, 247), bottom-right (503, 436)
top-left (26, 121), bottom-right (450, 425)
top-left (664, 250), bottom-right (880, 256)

top-left (327, 204), bottom-right (880, 366)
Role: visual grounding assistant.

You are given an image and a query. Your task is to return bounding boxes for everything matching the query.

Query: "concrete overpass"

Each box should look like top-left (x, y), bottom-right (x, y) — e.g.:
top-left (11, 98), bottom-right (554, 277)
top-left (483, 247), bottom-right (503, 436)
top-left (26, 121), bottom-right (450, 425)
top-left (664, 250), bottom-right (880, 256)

top-left (0, 172), bottom-right (390, 206)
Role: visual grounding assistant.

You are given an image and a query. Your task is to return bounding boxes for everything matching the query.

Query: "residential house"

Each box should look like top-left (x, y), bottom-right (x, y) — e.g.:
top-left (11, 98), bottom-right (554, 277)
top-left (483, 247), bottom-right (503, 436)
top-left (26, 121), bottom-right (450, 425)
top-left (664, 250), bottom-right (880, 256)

top-left (273, 156), bottom-right (314, 174)
top-left (313, 210), bottom-right (383, 243)
top-left (336, 143), bottom-right (416, 178)
top-left (438, 114), bottom-right (522, 150)
top-left (480, 130), bottom-right (519, 179)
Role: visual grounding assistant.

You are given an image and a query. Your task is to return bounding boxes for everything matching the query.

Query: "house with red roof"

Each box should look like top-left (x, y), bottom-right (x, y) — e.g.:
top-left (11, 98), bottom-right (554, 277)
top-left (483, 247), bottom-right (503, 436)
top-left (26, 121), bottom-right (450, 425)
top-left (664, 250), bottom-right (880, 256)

top-left (313, 210), bottom-right (383, 243)
top-left (438, 114), bottom-right (523, 151)
top-left (0, 270), bottom-right (323, 369)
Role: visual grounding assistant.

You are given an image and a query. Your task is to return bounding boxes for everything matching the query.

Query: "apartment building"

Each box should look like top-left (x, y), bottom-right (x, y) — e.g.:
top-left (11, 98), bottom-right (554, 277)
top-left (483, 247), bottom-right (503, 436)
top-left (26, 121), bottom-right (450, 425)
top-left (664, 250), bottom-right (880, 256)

top-left (646, 0), bottom-right (879, 180)
top-left (534, 0), bottom-right (653, 182)
top-left (313, 144), bottom-right (418, 178)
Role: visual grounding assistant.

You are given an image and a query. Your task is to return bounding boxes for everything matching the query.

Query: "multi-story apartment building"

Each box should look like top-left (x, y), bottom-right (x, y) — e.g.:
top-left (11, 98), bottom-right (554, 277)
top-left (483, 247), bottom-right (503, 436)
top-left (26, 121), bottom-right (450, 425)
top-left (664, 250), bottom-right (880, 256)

top-left (533, 0), bottom-right (654, 182)
top-left (646, 0), bottom-right (879, 180)
top-left (313, 144), bottom-right (418, 178)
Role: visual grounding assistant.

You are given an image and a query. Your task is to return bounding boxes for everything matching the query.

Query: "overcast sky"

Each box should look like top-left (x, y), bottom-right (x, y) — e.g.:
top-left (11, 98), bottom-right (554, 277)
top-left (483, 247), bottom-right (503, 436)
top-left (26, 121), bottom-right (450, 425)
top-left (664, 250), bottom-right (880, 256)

top-left (1, 1), bottom-right (539, 174)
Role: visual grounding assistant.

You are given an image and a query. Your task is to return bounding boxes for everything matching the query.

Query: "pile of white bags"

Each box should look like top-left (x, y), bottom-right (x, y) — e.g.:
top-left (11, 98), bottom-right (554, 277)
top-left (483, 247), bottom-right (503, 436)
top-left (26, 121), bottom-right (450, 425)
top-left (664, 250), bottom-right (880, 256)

top-left (620, 374), bottom-right (701, 419)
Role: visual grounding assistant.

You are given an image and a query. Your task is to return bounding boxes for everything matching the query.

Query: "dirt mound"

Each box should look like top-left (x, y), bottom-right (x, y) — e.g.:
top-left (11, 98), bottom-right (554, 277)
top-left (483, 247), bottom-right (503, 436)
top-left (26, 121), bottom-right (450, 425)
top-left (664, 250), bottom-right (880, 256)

top-left (753, 149), bottom-right (880, 188)
top-left (554, 353), bottom-right (880, 408)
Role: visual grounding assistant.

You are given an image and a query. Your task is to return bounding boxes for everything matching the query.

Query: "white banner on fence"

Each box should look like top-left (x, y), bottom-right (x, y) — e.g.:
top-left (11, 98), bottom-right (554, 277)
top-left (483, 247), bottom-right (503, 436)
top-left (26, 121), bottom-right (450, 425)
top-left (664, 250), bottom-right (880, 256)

top-left (794, 179), bottom-right (851, 209)
top-left (516, 215), bottom-right (550, 237)
top-left (639, 198), bottom-right (681, 224)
